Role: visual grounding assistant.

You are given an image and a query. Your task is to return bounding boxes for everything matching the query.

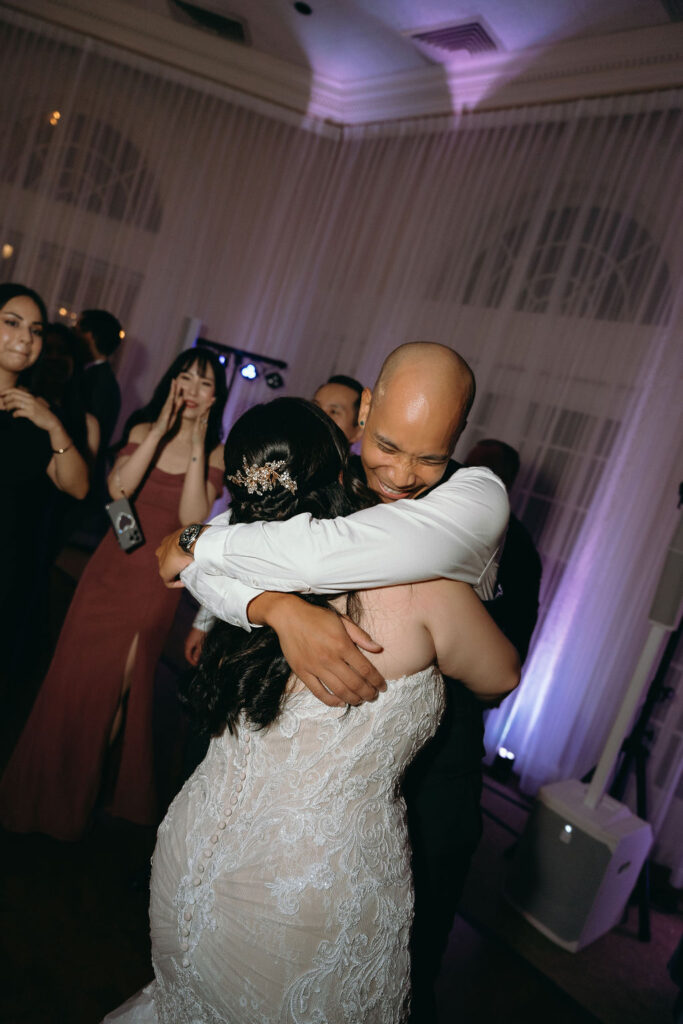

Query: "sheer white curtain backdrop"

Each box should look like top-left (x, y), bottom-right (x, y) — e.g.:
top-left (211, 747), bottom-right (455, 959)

top-left (1, 12), bottom-right (681, 878)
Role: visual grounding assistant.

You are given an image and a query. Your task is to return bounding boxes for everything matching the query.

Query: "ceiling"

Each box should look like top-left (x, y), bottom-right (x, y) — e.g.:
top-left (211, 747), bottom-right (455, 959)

top-left (7, 0), bottom-right (683, 126)
top-left (157, 0), bottom-right (675, 79)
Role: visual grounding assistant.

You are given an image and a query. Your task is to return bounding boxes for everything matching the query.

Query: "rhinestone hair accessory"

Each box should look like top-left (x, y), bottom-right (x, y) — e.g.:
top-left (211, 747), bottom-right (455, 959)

top-left (227, 456), bottom-right (298, 496)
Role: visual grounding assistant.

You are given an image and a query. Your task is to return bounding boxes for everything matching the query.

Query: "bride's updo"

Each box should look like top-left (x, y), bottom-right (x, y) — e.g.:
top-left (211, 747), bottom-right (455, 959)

top-left (184, 398), bottom-right (373, 736)
top-left (223, 397), bottom-right (357, 525)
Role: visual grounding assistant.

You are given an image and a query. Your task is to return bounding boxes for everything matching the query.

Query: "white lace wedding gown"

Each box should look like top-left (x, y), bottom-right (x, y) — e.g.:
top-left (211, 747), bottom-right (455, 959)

top-left (104, 665), bottom-right (444, 1024)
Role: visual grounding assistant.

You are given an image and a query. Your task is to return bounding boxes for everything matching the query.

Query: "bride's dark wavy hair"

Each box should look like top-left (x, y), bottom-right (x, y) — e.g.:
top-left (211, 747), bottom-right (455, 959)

top-left (183, 397), bottom-right (376, 736)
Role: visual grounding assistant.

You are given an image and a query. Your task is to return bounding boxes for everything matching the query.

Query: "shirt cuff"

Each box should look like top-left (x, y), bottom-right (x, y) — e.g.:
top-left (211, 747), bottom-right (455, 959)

top-left (181, 561), bottom-right (263, 632)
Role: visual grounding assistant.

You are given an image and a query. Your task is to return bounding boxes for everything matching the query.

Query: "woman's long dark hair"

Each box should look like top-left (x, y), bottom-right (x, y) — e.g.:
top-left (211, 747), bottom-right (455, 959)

top-left (0, 282), bottom-right (48, 328)
top-left (183, 397), bottom-right (376, 737)
top-left (116, 346), bottom-right (228, 455)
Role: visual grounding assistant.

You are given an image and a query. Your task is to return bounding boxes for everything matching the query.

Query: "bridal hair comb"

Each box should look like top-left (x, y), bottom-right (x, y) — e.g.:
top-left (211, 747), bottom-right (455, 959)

top-left (227, 456), bottom-right (298, 496)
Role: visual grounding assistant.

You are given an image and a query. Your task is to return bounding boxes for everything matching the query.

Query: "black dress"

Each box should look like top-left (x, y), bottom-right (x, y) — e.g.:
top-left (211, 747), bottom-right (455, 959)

top-left (0, 411), bottom-right (52, 693)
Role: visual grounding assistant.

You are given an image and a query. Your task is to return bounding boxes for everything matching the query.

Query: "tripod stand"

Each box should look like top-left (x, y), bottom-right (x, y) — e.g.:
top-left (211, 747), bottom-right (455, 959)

top-left (609, 617), bottom-right (682, 940)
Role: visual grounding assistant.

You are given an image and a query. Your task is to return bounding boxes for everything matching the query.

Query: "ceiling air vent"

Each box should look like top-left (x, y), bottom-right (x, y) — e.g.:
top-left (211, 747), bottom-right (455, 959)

top-left (411, 22), bottom-right (498, 55)
top-left (168, 1), bottom-right (247, 43)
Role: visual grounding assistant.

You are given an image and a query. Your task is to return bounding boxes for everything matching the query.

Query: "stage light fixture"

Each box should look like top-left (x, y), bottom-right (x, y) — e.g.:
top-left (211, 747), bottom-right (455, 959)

top-left (265, 371), bottom-right (284, 389)
top-left (491, 745), bottom-right (516, 782)
top-left (240, 362), bottom-right (258, 380)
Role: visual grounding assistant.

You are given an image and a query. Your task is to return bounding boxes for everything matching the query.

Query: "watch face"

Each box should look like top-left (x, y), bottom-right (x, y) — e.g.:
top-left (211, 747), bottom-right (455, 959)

top-left (180, 524), bottom-right (200, 552)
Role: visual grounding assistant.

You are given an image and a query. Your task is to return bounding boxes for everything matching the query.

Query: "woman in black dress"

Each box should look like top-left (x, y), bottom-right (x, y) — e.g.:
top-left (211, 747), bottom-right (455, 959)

top-left (0, 283), bottom-right (89, 694)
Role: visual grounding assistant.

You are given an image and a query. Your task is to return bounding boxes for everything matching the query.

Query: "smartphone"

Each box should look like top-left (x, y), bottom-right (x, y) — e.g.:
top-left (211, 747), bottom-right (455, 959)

top-left (105, 497), bottom-right (145, 552)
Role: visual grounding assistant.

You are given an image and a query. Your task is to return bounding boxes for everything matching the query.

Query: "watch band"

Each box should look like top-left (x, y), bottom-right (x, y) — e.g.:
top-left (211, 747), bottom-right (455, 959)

top-left (178, 522), bottom-right (205, 555)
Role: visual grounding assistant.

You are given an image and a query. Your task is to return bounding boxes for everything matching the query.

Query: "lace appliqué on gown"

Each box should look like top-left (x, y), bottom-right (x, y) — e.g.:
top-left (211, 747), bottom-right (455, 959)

top-left (105, 666), bottom-right (444, 1024)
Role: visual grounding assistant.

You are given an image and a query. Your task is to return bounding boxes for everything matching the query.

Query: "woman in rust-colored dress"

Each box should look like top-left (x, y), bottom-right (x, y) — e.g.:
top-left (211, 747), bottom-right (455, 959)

top-left (0, 347), bottom-right (227, 840)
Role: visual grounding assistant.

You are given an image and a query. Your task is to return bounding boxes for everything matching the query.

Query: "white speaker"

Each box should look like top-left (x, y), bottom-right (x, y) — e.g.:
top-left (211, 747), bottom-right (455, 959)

top-left (505, 509), bottom-right (678, 950)
top-left (505, 779), bottom-right (652, 951)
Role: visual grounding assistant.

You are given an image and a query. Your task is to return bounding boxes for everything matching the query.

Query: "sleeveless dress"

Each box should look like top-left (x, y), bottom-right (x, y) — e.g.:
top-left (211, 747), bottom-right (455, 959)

top-left (103, 665), bottom-right (445, 1024)
top-left (0, 412), bottom-right (52, 690)
top-left (0, 444), bottom-right (223, 840)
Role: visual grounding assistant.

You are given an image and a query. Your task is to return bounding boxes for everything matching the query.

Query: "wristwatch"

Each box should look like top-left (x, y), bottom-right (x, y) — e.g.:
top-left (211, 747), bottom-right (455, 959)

top-left (178, 522), bottom-right (206, 556)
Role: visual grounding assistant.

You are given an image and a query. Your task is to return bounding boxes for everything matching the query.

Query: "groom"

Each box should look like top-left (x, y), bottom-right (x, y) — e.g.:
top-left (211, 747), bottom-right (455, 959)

top-left (157, 342), bottom-right (510, 1021)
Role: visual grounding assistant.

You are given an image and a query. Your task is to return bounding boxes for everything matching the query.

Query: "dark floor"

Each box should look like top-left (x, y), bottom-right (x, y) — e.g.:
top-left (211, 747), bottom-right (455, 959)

top-left (1, 820), bottom-right (155, 1024)
top-left (437, 915), bottom-right (602, 1024)
top-left (1, 551), bottom-right (680, 1024)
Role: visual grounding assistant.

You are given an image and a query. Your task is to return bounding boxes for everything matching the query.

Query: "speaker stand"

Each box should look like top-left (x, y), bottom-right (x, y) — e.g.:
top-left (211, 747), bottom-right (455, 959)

top-left (609, 617), bottom-right (681, 941)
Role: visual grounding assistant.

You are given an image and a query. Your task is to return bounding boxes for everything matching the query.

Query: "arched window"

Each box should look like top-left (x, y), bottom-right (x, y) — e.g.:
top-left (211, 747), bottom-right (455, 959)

top-left (461, 206), bottom-right (671, 326)
top-left (3, 113), bottom-right (163, 232)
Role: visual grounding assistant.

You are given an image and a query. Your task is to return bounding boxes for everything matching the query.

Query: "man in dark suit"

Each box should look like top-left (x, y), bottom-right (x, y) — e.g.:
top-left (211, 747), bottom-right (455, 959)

top-left (313, 374), bottom-right (364, 445)
top-left (77, 309), bottom-right (123, 452)
top-left (465, 439), bottom-right (543, 663)
top-left (405, 442), bottom-right (541, 1020)
top-left (74, 309), bottom-right (123, 541)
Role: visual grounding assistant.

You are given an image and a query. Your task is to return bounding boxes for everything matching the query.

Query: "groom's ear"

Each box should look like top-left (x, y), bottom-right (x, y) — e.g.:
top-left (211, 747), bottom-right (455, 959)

top-left (358, 388), bottom-right (372, 431)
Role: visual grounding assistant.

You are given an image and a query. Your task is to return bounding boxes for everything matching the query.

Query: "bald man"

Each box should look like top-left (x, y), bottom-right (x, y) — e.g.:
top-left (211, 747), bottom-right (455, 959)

top-left (157, 343), bottom-right (510, 1021)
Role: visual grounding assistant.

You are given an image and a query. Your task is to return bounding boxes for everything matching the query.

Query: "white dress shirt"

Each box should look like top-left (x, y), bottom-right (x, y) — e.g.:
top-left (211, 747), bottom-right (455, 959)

top-left (183, 466), bottom-right (509, 633)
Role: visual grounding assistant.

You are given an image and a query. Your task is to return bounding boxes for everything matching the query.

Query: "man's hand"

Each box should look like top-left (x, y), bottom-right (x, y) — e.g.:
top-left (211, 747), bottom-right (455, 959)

top-left (156, 528), bottom-right (191, 588)
top-left (185, 626), bottom-right (207, 666)
top-left (249, 593), bottom-right (386, 707)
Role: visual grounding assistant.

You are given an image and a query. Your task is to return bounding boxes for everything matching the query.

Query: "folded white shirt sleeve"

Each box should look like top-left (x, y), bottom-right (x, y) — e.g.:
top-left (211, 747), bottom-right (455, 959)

top-left (183, 510), bottom-right (257, 631)
top-left (181, 467), bottom-right (509, 632)
top-left (192, 602), bottom-right (217, 633)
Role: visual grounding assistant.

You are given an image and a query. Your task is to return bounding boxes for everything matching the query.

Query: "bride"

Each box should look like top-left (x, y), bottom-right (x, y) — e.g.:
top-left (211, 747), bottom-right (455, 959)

top-left (104, 397), bottom-right (519, 1024)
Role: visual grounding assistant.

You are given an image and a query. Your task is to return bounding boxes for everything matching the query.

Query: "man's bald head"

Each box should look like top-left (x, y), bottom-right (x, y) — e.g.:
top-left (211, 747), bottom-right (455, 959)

top-left (373, 342), bottom-right (474, 441)
top-left (357, 342), bottom-right (476, 502)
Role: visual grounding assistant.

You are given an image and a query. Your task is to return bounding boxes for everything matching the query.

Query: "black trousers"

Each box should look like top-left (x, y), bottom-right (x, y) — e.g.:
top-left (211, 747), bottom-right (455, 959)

top-left (403, 679), bottom-right (485, 1024)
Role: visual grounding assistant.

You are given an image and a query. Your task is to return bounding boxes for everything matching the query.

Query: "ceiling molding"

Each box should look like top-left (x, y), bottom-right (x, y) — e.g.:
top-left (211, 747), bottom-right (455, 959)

top-left (337, 24), bottom-right (683, 124)
top-left (4, 0), bottom-right (683, 129)
top-left (3, 0), bottom-right (320, 118)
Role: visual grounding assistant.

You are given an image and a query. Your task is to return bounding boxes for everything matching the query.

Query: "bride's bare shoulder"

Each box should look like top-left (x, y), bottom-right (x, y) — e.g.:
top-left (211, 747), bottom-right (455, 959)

top-left (356, 582), bottom-right (418, 611)
top-left (361, 578), bottom-right (471, 607)
top-left (329, 584), bottom-right (417, 617)
top-left (355, 584), bottom-right (427, 638)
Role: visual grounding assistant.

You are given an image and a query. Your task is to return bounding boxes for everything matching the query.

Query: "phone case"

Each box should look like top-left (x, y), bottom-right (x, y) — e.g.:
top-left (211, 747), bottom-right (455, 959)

top-left (105, 496), bottom-right (145, 552)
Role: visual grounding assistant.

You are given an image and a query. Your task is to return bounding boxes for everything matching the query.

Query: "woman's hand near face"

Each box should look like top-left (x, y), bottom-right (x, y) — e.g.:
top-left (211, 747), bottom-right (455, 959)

top-left (151, 377), bottom-right (184, 440)
top-left (0, 387), bottom-right (61, 433)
